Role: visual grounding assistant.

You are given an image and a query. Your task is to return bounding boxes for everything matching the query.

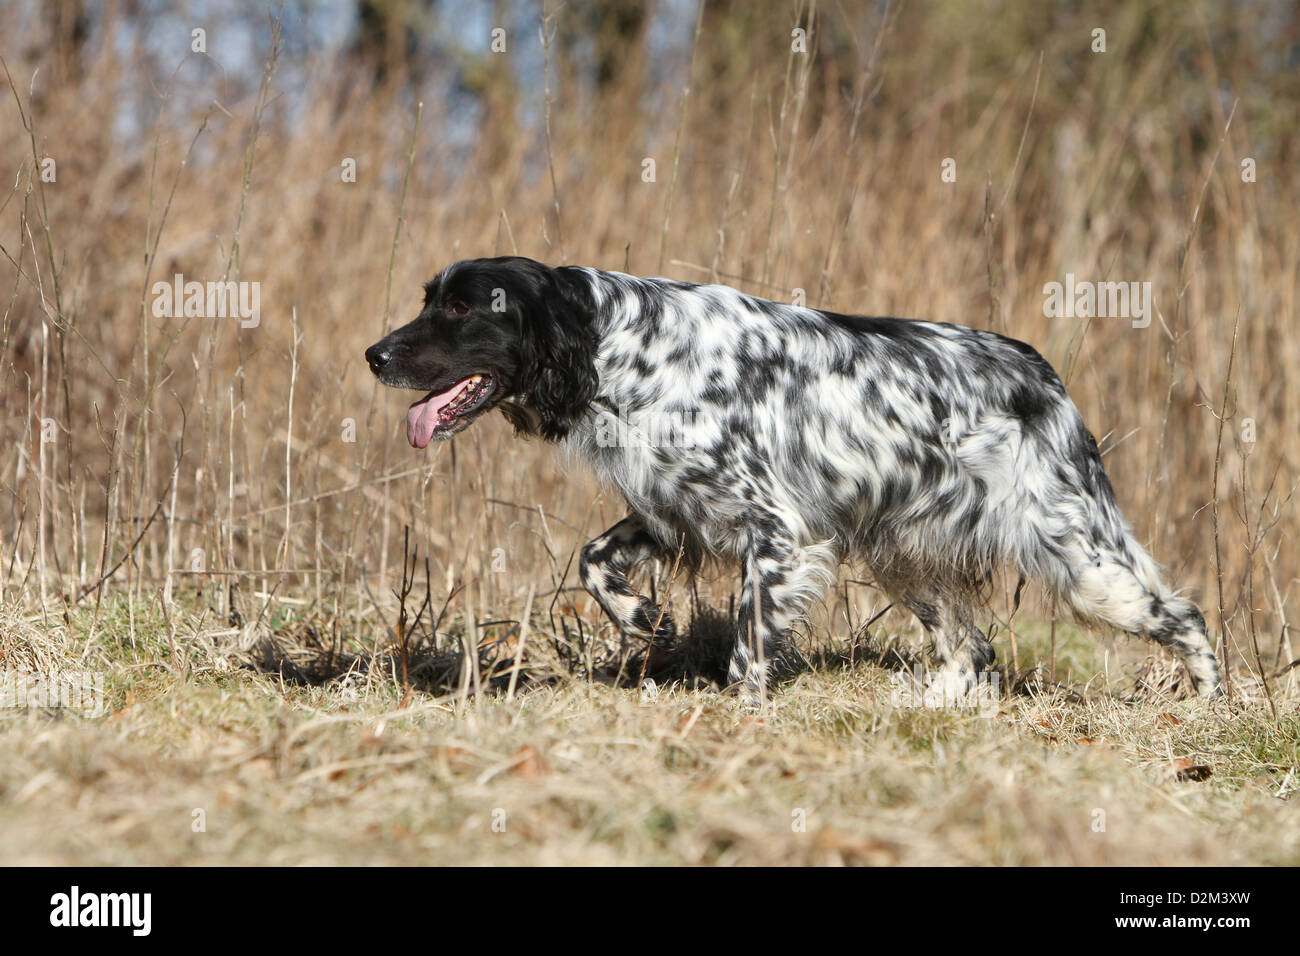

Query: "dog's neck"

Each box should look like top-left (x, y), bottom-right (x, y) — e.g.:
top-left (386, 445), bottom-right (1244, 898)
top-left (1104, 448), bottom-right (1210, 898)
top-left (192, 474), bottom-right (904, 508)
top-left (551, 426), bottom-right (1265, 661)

top-left (581, 268), bottom-right (679, 406)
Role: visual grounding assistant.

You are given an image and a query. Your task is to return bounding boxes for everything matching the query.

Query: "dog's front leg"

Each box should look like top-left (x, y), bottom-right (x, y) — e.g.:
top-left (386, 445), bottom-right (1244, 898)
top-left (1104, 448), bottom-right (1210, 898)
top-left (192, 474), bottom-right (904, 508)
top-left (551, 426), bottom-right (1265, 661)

top-left (728, 521), bottom-right (830, 708)
top-left (579, 513), bottom-right (676, 645)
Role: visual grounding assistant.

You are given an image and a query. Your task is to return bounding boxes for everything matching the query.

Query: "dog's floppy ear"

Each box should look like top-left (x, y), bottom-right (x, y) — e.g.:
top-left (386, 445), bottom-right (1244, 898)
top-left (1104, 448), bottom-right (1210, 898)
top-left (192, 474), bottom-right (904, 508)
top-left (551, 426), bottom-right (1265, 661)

top-left (515, 264), bottom-right (598, 441)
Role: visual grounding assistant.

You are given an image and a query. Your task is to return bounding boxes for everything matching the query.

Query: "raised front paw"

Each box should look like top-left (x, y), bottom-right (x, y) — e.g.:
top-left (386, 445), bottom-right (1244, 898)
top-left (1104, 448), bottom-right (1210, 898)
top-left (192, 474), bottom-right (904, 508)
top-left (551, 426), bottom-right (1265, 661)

top-left (634, 598), bottom-right (677, 644)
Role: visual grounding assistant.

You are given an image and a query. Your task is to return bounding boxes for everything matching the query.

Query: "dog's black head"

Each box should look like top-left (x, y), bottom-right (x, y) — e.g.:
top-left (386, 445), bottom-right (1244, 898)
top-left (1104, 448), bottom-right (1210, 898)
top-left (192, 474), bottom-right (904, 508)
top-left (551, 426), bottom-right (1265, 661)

top-left (365, 256), bottom-right (598, 446)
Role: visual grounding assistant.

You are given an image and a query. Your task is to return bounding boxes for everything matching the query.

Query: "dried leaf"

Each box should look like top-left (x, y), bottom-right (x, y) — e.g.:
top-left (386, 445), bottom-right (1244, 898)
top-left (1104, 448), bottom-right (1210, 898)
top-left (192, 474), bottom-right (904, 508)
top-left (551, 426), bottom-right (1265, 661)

top-left (812, 828), bottom-right (900, 865)
top-left (431, 745), bottom-right (470, 773)
top-left (1168, 758), bottom-right (1212, 782)
top-left (477, 627), bottom-right (521, 660)
top-left (1035, 710), bottom-right (1065, 729)
top-left (108, 687), bottom-right (136, 722)
top-left (676, 706), bottom-right (707, 738)
top-left (508, 744), bottom-right (549, 778)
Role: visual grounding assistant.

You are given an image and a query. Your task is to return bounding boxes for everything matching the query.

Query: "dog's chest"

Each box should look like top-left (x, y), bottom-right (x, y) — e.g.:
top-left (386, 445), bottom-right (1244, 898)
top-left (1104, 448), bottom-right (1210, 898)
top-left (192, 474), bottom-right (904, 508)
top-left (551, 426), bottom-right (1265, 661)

top-left (571, 415), bottom-right (752, 525)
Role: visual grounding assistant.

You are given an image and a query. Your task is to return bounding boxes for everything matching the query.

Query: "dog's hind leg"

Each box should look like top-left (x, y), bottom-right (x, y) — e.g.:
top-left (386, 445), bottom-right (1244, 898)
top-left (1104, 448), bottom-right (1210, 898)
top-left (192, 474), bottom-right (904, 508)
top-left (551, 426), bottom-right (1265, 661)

top-left (882, 573), bottom-right (995, 703)
top-left (579, 513), bottom-right (677, 644)
top-left (928, 598), bottom-right (996, 702)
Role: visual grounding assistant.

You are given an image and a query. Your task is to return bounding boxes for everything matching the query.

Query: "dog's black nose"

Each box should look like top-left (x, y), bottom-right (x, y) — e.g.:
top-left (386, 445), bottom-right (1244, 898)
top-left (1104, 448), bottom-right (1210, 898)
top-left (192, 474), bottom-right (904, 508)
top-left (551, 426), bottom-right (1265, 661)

top-left (365, 344), bottom-right (391, 373)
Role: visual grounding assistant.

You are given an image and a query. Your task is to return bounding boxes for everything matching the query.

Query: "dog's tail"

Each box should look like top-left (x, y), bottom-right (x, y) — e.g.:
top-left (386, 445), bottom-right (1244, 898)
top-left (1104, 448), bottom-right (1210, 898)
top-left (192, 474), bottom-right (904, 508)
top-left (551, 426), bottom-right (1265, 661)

top-left (1027, 414), bottom-right (1222, 696)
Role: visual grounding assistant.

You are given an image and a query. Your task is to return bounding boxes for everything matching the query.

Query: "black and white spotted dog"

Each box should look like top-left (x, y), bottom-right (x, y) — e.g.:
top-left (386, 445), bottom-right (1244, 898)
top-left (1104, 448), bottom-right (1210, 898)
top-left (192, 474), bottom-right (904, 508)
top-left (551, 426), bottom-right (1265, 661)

top-left (365, 256), bottom-right (1221, 704)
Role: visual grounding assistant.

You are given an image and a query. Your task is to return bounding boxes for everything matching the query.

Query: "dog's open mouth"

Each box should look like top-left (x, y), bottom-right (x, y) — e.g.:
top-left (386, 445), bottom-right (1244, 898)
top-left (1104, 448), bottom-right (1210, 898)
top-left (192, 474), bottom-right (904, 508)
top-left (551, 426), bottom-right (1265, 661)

top-left (405, 373), bottom-right (496, 447)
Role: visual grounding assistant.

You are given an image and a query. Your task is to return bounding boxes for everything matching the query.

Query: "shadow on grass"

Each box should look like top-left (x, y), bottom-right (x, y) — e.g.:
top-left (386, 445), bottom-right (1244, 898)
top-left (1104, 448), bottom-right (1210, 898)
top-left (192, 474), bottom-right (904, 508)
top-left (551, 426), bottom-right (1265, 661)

top-left (618, 600), bottom-right (1093, 703)
top-left (247, 589), bottom-right (1179, 705)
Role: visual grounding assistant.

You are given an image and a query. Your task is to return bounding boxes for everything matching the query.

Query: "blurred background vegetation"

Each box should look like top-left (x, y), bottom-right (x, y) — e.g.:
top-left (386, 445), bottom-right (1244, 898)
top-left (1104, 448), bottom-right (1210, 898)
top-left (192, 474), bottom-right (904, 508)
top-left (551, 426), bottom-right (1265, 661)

top-left (1, 0), bottom-right (1297, 700)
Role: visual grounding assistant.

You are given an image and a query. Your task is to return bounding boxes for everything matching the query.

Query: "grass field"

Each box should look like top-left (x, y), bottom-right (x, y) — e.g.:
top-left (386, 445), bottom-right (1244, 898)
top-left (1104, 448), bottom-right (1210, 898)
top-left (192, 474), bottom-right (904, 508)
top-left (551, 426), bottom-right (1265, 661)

top-left (2, 591), bottom-right (1296, 865)
top-left (2, 1), bottom-right (1298, 865)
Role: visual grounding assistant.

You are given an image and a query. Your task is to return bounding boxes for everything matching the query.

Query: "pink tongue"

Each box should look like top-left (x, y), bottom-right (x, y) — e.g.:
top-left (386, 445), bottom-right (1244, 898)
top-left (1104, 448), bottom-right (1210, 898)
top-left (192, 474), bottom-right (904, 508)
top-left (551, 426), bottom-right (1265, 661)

top-left (406, 379), bottom-right (471, 448)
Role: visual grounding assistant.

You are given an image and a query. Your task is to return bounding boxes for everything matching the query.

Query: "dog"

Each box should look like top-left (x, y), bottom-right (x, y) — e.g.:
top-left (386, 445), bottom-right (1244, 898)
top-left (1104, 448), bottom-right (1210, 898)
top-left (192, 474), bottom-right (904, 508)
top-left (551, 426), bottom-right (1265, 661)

top-left (365, 256), bottom-right (1221, 704)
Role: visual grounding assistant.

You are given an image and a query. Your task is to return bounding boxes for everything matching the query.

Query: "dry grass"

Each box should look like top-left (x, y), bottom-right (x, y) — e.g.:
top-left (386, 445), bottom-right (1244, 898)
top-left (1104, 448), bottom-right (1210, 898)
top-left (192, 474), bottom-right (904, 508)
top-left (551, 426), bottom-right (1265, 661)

top-left (1, 1), bottom-right (1298, 865)
top-left (1, 599), bottom-right (1297, 866)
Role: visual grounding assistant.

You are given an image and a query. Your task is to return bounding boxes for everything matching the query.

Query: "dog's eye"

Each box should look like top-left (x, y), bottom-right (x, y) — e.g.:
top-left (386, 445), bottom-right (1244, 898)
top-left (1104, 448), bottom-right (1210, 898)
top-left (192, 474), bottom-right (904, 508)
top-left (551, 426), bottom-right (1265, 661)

top-left (446, 299), bottom-right (470, 317)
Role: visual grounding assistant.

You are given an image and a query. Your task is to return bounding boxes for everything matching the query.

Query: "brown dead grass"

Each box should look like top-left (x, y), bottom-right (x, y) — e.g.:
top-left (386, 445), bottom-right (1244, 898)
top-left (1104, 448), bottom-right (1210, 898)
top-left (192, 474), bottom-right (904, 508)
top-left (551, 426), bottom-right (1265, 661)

top-left (0, 596), bottom-right (1296, 865)
top-left (1, 1), bottom-right (1298, 865)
